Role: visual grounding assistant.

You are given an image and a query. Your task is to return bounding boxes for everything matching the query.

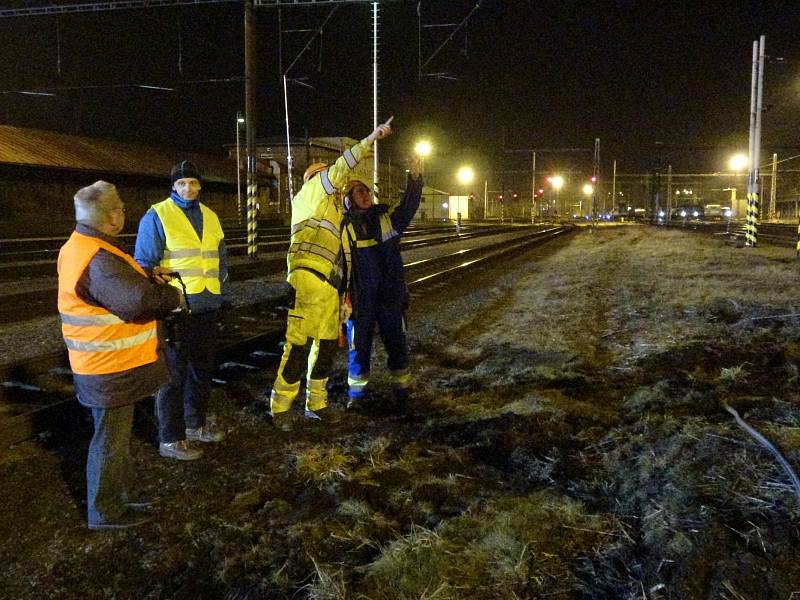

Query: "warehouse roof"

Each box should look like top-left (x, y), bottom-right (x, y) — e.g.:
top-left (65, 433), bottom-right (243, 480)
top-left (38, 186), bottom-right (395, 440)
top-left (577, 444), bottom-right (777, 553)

top-left (0, 125), bottom-right (245, 184)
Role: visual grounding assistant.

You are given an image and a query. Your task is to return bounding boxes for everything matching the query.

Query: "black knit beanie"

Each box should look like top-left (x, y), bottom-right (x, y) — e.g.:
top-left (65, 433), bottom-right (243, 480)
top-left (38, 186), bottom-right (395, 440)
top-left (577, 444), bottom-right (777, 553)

top-left (170, 160), bottom-right (202, 185)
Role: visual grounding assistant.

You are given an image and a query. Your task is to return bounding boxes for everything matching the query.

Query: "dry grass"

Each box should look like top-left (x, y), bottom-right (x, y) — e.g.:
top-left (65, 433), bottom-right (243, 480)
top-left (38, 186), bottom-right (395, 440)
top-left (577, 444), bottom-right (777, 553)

top-left (473, 227), bottom-right (800, 369)
top-left (360, 492), bottom-right (612, 600)
top-left (293, 445), bottom-right (354, 486)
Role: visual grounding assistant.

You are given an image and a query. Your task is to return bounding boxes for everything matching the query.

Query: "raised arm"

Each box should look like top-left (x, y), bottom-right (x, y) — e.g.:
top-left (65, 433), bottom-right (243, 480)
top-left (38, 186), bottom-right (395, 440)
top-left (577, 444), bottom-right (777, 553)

top-left (327, 117), bottom-right (394, 189)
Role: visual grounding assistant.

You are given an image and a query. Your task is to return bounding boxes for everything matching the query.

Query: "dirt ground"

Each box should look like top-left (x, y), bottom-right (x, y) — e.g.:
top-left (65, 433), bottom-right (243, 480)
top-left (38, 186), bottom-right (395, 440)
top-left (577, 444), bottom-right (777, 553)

top-left (4, 223), bottom-right (800, 599)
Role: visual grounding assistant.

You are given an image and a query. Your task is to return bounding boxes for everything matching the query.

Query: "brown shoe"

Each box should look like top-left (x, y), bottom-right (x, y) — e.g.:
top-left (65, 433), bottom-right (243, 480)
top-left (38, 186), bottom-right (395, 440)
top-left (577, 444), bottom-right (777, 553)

top-left (185, 423), bottom-right (226, 443)
top-left (159, 440), bottom-right (203, 461)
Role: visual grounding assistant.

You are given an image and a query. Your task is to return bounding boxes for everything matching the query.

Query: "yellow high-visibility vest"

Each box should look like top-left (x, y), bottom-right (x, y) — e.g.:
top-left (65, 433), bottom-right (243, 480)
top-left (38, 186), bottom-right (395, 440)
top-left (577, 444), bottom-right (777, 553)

top-left (152, 199), bottom-right (224, 295)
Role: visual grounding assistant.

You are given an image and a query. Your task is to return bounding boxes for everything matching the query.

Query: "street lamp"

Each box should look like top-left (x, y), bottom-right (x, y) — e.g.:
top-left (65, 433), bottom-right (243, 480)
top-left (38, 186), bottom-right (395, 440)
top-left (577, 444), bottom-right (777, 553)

top-left (728, 153), bottom-right (748, 219)
top-left (581, 184), bottom-right (593, 218)
top-left (729, 153), bottom-right (748, 172)
top-left (235, 112), bottom-right (245, 224)
top-left (455, 166), bottom-right (474, 232)
top-left (415, 140), bottom-right (432, 157)
top-left (549, 175), bottom-right (564, 220)
top-left (457, 165), bottom-right (474, 185)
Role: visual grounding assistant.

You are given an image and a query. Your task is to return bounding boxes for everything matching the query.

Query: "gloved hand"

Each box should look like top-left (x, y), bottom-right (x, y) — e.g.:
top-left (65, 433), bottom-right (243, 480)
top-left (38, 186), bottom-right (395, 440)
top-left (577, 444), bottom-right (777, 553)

top-left (339, 294), bottom-right (352, 324)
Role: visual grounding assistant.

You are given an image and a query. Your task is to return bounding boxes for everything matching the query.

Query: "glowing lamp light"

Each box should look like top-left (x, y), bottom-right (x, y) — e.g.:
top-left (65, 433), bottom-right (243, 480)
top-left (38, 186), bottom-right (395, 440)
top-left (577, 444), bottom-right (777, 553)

top-left (582, 184), bottom-right (593, 195)
top-left (415, 140), bottom-right (432, 157)
top-left (457, 166), bottom-right (475, 185)
top-left (729, 153), bottom-right (748, 171)
top-left (550, 175), bottom-right (564, 190)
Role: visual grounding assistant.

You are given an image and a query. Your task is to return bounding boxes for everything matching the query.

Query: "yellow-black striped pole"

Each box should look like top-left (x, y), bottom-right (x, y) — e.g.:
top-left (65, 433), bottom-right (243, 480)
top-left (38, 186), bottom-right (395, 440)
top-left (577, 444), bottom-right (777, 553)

top-left (745, 188), bottom-right (759, 247)
top-left (247, 161), bottom-right (258, 259)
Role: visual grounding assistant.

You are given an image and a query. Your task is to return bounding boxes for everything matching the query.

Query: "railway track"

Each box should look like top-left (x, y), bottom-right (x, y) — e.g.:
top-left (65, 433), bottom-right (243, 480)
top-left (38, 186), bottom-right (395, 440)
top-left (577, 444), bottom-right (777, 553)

top-left (665, 220), bottom-right (798, 248)
top-left (0, 223), bottom-right (492, 280)
top-left (0, 224), bottom-right (538, 324)
top-left (0, 224), bottom-right (571, 447)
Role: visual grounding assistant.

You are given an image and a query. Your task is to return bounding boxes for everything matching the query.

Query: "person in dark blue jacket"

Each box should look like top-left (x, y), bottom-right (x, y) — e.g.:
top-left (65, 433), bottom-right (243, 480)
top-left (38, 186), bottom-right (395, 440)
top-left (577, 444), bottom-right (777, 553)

top-left (343, 157), bottom-right (423, 407)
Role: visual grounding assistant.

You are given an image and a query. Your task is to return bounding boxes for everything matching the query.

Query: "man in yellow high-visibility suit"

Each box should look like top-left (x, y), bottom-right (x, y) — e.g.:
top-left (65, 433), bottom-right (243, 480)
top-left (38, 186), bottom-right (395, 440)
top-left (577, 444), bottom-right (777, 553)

top-left (268, 118), bottom-right (393, 430)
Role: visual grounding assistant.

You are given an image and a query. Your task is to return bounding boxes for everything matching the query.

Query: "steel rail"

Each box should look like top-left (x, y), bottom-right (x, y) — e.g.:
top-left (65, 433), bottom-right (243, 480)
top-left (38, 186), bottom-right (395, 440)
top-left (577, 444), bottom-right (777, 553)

top-left (0, 226), bottom-right (534, 323)
top-left (0, 226), bottom-right (568, 446)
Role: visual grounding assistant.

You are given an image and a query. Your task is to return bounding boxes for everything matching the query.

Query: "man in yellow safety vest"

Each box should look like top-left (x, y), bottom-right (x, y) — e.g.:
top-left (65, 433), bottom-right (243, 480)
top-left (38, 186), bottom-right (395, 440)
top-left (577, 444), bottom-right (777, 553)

top-left (135, 161), bottom-right (230, 460)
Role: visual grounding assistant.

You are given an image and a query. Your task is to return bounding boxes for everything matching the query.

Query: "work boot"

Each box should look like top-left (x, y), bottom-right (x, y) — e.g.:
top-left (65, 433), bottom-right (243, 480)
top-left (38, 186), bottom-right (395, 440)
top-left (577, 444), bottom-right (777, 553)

top-left (270, 410), bottom-right (294, 432)
top-left (185, 423), bottom-right (226, 443)
top-left (305, 406), bottom-right (342, 424)
top-left (123, 491), bottom-right (158, 510)
top-left (159, 440), bottom-right (203, 461)
top-left (88, 508), bottom-right (153, 531)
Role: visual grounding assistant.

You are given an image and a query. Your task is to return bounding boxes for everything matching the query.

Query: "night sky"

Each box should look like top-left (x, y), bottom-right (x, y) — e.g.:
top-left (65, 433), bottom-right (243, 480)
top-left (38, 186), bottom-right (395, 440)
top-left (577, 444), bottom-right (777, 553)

top-left (1, 0), bottom-right (799, 183)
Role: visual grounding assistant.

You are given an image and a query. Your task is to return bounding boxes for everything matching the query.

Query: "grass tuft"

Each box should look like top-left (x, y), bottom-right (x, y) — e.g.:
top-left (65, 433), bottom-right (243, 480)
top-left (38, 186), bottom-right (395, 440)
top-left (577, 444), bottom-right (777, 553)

top-left (294, 445), bottom-right (354, 487)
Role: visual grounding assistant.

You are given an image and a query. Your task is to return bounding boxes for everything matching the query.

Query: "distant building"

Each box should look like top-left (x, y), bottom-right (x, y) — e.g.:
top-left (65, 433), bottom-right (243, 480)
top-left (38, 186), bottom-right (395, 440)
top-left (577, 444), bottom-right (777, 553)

top-left (0, 125), bottom-right (273, 236)
top-left (227, 136), bottom-right (418, 218)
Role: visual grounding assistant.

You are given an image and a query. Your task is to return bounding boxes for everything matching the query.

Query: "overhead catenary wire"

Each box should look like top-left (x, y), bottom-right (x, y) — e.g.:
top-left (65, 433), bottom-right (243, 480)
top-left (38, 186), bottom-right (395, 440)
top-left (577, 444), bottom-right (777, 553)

top-left (419, 0), bottom-right (484, 74)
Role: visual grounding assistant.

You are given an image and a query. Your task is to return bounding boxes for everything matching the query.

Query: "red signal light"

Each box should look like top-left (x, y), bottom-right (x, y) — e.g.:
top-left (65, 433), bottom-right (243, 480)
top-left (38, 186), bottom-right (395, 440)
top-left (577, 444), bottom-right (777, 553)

top-left (590, 176), bottom-right (597, 183)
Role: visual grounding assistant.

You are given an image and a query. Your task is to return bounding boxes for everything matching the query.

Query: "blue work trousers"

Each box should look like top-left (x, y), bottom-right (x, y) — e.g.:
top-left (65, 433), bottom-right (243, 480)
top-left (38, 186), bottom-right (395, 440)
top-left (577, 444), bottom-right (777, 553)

top-left (156, 310), bottom-right (218, 442)
top-left (86, 404), bottom-right (135, 527)
top-left (346, 306), bottom-right (408, 398)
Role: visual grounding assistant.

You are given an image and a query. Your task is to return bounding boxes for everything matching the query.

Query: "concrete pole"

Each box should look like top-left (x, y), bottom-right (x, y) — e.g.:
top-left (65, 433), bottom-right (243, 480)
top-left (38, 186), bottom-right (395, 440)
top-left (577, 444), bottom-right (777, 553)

top-left (666, 164), bottom-right (672, 222)
top-left (611, 159), bottom-right (616, 216)
top-left (245, 0), bottom-right (258, 258)
top-left (236, 111), bottom-right (242, 225)
top-left (769, 152), bottom-right (777, 221)
top-left (746, 36), bottom-right (766, 247)
top-left (484, 179), bottom-right (488, 219)
top-left (531, 151), bottom-right (536, 223)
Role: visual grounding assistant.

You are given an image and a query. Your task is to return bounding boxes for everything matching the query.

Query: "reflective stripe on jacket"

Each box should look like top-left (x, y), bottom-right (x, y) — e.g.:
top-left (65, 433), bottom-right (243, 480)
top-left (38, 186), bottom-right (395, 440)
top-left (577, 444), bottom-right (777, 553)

top-left (57, 231), bottom-right (158, 375)
top-left (152, 198), bottom-right (224, 295)
top-left (288, 139), bottom-right (371, 284)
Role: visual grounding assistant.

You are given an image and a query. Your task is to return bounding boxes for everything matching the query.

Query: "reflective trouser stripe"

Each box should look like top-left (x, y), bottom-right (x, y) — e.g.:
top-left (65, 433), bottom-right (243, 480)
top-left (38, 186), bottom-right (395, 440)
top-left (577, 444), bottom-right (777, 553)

top-left (270, 344), bottom-right (302, 414)
top-left (347, 373), bottom-right (369, 398)
top-left (306, 377), bottom-right (328, 412)
top-left (270, 271), bottom-right (338, 412)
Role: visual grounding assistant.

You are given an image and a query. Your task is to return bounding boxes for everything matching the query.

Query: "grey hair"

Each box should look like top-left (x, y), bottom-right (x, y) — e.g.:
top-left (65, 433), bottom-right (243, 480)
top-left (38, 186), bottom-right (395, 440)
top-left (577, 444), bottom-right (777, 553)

top-left (73, 181), bottom-right (118, 227)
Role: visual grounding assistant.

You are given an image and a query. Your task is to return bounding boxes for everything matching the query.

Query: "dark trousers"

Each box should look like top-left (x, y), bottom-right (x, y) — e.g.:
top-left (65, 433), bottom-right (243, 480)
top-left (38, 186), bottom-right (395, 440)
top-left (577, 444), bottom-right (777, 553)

top-left (86, 404), bottom-right (135, 526)
top-left (156, 310), bottom-right (218, 443)
top-left (346, 305), bottom-right (408, 399)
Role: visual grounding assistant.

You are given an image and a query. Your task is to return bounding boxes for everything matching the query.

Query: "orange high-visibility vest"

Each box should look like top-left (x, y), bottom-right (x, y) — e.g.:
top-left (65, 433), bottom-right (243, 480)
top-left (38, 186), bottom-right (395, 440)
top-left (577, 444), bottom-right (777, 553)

top-left (57, 231), bottom-right (158, 375)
